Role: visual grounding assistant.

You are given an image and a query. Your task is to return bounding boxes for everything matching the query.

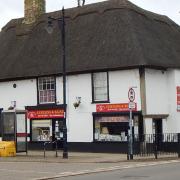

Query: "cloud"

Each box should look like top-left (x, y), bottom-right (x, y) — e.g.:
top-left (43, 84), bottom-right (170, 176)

top-left (130, 0), bottom-right (180, 25)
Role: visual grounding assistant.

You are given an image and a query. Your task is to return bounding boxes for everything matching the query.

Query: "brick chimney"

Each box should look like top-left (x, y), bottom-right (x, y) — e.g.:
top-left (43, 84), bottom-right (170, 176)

top-left (24, 0), bottom-right (46, 24)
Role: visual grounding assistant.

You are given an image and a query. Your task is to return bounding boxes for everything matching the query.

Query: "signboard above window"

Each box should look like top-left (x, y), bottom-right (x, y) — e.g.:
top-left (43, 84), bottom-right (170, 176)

top-left (27, 109), bottom-right (64, 119)
top-left (96, 103), bottom-right (137, 112)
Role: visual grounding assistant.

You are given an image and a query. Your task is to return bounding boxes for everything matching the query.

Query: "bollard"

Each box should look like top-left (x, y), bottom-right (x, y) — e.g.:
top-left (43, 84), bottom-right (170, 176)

top-left (178, 133), bottom-right (180, 158)
top-left (55, 141), bottom-right (58, 157)
top-left (44, 142), bottom-right (46, 158)
top-left (154, 134), bottom-right (158, 159)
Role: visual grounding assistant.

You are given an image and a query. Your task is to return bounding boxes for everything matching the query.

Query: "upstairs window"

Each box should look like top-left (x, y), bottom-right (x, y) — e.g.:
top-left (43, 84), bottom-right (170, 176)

top-left (38, 77), bottom-right (55, 104)
top-left (92, 72), bottom-right (109, 102)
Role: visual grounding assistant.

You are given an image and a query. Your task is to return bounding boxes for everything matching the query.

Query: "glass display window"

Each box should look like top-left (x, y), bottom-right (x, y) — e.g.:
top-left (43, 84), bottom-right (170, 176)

top-left (94, 115), bottom-right (140, 142)
top-left (32, 119), bottom-right (52, 141)
top-left (94, 116), bottom-right (129, 142)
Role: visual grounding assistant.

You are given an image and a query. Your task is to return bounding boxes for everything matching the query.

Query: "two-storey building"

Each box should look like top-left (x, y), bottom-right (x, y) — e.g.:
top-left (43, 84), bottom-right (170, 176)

top-left (0, 0), bottom-right (180, 152)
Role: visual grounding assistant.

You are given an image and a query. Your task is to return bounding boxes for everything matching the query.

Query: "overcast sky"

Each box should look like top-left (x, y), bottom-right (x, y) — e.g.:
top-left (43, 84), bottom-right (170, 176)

top-left (0, 0), bottom-right (180, 29)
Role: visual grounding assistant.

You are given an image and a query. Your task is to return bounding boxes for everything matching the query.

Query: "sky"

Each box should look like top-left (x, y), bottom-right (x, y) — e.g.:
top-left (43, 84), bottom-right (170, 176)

top-left (0, 0), bottom-right (180, 30)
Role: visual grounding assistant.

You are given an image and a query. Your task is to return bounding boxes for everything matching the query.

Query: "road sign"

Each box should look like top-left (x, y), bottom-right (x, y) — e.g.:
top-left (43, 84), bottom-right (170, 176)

top-left (128, 87), bottom-right (136, 160)
top-left (128, 102), bottom-right (136, 109)
top-left (128, 88), bottom-right (135, 102)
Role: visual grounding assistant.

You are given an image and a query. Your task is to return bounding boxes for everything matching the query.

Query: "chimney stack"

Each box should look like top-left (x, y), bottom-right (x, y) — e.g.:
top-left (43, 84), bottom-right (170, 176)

top-left (24, 0), bottom-right (46, 24)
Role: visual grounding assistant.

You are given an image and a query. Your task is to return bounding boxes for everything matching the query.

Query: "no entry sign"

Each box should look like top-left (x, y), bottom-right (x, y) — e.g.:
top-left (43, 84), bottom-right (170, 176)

top-left (128, 88), bottom-right (135, 102)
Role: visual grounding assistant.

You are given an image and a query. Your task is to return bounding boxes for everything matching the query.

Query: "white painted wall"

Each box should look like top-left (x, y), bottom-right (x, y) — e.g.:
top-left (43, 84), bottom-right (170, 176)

top-left (109, 69), bottom-right (141, 111)
top-left (1, 68), bottom-right (180, 141)
top-left (56, 69), bottom-right (141, 142)
top-left (144, 118), bottom-right (153, 134)
top-left (145, 69), bottom-right (169, 115)
top-left (145, 69), bottom-right (180, 133)
top-left (0, 79), bottom-right (37, 110)
top-left (0, 69), bottom-right (141, 142)
top-left (163, 69), bottom-right (180, 133)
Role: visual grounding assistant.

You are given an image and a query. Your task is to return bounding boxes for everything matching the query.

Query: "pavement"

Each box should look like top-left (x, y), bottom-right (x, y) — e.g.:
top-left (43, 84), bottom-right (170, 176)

top-left (0, 150), bottom-right (178, 163)
top-left (0, 151), bottom-right (179, 180)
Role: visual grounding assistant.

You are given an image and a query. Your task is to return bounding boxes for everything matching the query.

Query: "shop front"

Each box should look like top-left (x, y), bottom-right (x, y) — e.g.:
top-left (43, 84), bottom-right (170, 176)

top-left (26, 105), bottom-right (65, 150)
top-left (92, 103), bottom-right (143, 153)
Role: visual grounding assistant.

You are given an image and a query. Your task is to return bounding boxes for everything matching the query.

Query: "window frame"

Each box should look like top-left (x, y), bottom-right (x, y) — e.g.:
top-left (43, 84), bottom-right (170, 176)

top-left (37, 76), bottom-right (56, 105)
top-left (91, 72), bottom-right (110, 103)
top-left (31, 119), bottom-right (52, 142)
top-left (93, 112), bottom-right (143, 142)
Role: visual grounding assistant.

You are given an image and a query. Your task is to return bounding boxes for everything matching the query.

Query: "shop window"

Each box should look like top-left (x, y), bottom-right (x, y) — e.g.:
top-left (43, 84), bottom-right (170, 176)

top-left (92, 72), bottom-right (109, 102)
top-left (32, 120), bottom-right (52, 141)
top-left (38, 77), bottom-right (55, 104)
top-left (94, 116), bottom-right (130, 142)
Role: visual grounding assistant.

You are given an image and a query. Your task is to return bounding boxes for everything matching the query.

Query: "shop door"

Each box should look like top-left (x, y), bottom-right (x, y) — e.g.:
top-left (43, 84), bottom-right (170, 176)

top-left (52, 119), bottom-right (63, 148)
top-left (153, 119), bottom-right (162, 150)
top-left (153, 119), bottom-right (162, 135)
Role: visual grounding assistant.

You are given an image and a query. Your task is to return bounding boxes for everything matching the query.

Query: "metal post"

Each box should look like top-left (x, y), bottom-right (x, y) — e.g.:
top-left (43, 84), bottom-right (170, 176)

top-left (128, 109), bottom-right (133, 160)
top-left (154, 134), bottom-right (158, 159)
top-left (178, 133), bottom-right (180, 158)
top-left (60, 7), bottom-right (68, 159)
top-left (44, 142), bottom-right (46, 158)
top-left (55, 141), bottom-right (58, 157)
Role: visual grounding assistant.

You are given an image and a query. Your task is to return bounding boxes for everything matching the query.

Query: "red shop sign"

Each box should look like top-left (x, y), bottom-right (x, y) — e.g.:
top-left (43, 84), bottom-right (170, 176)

top-left (177, 86), bottom-right (180, 112)
top-left (96, 103), bottom-right (137, 112)
top-left (27, 109), bottom-right (64, 119)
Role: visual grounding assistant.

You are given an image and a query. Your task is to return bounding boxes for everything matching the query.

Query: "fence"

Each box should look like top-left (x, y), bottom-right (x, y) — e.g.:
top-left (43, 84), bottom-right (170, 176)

top-left (129, 133), bottom-right (180, 159)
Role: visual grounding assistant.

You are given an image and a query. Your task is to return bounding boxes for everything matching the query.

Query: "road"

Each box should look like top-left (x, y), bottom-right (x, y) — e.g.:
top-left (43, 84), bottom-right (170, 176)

top-left (0, 160), bottom-right (179, 179)
top-left (58, 162), bottom-right (180, 180)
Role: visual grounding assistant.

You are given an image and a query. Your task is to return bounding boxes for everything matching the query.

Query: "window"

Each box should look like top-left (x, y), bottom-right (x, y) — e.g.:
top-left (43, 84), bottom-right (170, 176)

top-left (32, 120), bottom-right (52, 141)
top-left (92, 72), bottom-right (109, 102)
top-left (94, 116), bottom-right (129, 142)
top-left (38, 77), bottom-right (55, 104)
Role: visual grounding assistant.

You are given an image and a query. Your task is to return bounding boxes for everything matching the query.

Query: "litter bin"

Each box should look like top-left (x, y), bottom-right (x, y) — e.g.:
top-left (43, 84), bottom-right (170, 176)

top-left (0, 141), bottom-right (16, 157)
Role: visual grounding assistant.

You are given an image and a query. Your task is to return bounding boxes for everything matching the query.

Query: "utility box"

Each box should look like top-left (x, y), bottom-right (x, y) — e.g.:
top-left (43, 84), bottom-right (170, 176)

top-left (0, 141), bottom-right (16, 157)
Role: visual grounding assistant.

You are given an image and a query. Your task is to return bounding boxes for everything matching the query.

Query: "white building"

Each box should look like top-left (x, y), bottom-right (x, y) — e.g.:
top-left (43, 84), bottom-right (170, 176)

top-left (0, 0), bottom-right (180, 152)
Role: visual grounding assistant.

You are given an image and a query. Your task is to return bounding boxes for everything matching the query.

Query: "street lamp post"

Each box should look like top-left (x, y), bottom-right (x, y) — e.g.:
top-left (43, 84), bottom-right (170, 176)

top-left (46, 7), bottom-right (68, 159)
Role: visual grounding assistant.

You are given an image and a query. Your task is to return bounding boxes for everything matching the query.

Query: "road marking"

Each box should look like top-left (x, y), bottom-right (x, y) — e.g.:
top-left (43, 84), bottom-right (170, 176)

top-left (0, 168), bottom-right (52, 174)
top-left (33, 160), bottom-right (180, 180)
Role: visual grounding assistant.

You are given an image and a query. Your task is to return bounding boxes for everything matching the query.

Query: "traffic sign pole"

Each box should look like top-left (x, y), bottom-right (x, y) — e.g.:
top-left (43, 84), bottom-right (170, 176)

top-left (128, 87), bottom-right (135, 160)
top-left (129, 108), bottom-right (133, 160)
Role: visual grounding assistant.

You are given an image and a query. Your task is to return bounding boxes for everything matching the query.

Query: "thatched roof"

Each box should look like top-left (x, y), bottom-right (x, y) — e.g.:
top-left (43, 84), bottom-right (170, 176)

top-left (0, 0), bottom-right (180, 81)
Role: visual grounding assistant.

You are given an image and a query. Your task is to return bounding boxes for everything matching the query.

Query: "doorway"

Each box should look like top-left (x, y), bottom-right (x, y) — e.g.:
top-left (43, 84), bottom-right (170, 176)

top-left (153, 119), bottom-right (163, 150)
top-left (153, 119), bottom-right (162, 135)
top-left (52, 119), bottom-right (63, 149)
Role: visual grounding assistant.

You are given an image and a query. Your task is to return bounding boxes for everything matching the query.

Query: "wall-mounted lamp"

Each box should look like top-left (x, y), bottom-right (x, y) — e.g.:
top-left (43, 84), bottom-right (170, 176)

top-left (73, 97), bottom-right (81, 109)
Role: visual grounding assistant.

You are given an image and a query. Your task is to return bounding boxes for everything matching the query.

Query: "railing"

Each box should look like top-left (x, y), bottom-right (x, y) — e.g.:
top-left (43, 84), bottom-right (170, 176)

top-left (43, 140), bottom-right (58, 158)
top-left (128, 133), bottom-right (180, 159)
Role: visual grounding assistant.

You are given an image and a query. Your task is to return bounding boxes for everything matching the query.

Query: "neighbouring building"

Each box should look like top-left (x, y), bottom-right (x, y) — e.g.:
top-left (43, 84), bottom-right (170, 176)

top-left (0, 0), bottom-right (180, 152)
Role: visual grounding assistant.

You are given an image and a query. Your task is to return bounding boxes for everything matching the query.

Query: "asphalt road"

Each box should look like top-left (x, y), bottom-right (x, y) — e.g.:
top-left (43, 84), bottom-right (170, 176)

top-left (0, 160), bottom-right (179, 180)
top-left (58, 162), bottom-right (180, 180)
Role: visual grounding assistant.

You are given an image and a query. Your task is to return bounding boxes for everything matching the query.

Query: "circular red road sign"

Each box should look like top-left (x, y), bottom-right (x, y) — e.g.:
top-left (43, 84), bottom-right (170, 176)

top-left (128, 88), bottom-right (135, 102)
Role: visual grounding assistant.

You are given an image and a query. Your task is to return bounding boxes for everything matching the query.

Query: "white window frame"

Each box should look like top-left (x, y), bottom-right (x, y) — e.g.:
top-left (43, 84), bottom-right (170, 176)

top-left (38, 77), bottom-right (56, 104)
top-left (92, 72), bottom-right (109, 102)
